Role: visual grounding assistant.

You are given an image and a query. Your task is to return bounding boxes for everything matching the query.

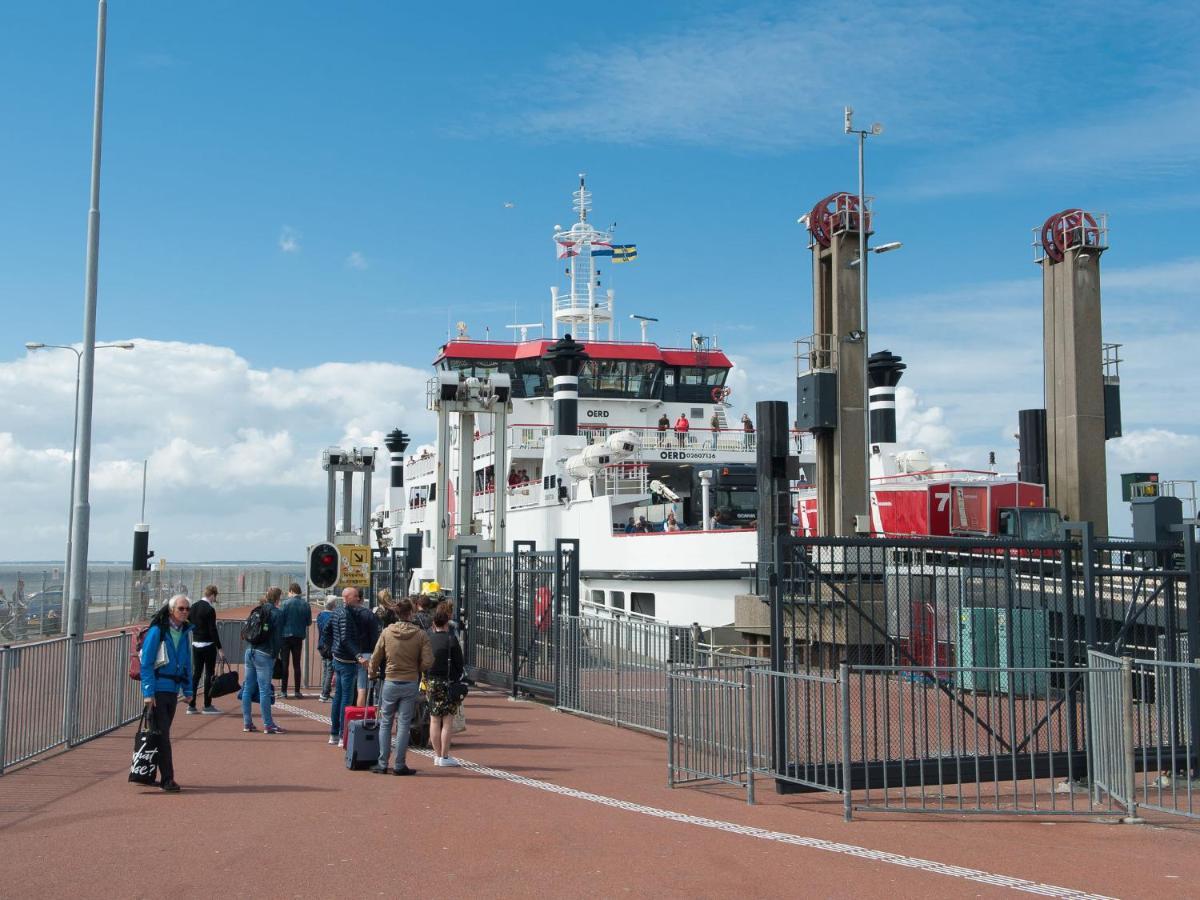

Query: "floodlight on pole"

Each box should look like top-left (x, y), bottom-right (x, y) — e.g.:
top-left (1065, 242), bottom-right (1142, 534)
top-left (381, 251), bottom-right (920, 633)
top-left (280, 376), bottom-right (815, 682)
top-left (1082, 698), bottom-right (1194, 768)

top-left (25, 339), bottom-right (134, 621)
top-left (629, 313), bottom-right (659, 344)
top-left (845, 104), bottom-right (886, 531)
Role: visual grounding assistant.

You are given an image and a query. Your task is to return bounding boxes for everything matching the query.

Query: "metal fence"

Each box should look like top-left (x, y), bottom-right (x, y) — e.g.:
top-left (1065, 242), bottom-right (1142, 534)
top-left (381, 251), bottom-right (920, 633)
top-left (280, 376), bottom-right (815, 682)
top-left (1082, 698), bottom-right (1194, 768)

top-left (0, 564), bottom-right (304, 645)
top-left (560, 614), bottom-right (695, 734)
top-left (460, 541), bottom-right (579, 700)
top-left (668, 665), bottom-right (754, 799)
top-left (1130, 655), bottom-right (1200, 819)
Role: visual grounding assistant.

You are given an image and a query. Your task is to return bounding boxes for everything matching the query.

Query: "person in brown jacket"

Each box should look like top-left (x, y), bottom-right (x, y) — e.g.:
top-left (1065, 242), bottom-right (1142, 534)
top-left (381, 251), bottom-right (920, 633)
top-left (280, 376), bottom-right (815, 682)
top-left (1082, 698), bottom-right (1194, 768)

top-left (367, 598), bottom-right (433, 775)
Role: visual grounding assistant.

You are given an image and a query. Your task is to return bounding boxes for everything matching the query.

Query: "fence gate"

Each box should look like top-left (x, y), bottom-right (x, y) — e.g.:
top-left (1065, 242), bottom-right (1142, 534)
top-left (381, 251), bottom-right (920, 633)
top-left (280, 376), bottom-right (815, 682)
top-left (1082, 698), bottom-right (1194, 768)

top-left (460, 540), bottom-right (578, 698)
top-left (369, 547), bottom-right (410, 603)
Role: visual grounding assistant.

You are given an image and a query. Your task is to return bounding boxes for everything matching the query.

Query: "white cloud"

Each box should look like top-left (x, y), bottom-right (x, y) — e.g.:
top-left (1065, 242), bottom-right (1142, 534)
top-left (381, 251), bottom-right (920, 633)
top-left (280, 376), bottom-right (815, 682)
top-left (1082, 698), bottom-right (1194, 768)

top-left (0, 341), bottom-right (431, 561)
top-left (278, 226), bottom-right (300, 253)
top-left (346, 251), bottom-right (368, 270)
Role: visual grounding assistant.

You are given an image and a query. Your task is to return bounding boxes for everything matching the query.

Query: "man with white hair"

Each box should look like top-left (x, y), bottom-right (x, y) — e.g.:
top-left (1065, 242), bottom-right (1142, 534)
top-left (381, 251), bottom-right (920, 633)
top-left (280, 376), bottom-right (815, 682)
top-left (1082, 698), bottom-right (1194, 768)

top-left (139, 594), bottom-right (195, 792)
top-left (315, 595), bottom-right (339, 702)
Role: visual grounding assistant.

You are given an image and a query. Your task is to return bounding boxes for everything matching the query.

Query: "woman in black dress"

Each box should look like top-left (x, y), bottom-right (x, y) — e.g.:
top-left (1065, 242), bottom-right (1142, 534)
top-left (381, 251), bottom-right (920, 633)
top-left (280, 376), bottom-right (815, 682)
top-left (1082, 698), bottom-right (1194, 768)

top-left (426, 607), bottom-right (464, 767)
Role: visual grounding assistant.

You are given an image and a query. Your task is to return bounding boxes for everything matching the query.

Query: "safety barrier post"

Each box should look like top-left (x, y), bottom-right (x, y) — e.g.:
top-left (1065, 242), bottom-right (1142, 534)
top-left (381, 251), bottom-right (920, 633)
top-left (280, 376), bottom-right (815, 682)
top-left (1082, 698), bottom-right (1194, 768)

top-left (666, 666), bottom-right (675, 788)
top-left (1120, 656), bottom-right (1142, 823)
top-left (744, 664), bottom-right (755, 805)
top-left (840, 662), bottom-right (852, 822)
top-left (0, 648), bottom-right (9, 774)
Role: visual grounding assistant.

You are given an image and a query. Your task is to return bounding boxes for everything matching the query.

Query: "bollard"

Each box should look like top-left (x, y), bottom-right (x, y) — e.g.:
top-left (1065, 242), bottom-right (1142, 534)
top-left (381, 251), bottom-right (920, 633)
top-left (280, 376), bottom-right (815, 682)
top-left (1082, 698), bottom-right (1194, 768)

top-left (744, 665), bottom-right (755, 805)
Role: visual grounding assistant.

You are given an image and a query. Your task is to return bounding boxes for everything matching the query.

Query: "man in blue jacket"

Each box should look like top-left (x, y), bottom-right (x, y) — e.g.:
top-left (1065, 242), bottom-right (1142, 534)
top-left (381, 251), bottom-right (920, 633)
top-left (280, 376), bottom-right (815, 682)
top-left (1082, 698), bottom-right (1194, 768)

top-left (139, 595), bottom-right (195, 792)
top-left (321, 586), bottom-right (380, 746)
top-left (278, 583), bottom-right (312, 699)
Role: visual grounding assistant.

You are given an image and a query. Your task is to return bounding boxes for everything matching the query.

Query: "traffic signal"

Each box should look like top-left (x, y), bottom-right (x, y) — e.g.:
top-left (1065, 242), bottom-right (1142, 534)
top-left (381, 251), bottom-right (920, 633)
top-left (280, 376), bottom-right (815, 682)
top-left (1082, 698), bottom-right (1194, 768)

top-left (307, 542), bottom-right (341, 591)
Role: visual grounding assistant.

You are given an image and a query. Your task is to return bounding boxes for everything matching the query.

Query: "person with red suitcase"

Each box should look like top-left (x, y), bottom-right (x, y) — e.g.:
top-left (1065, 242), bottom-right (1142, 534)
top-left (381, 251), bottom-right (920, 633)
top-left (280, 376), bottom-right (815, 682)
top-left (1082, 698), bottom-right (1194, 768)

top-left (321, 586), bottom-right (381, 747)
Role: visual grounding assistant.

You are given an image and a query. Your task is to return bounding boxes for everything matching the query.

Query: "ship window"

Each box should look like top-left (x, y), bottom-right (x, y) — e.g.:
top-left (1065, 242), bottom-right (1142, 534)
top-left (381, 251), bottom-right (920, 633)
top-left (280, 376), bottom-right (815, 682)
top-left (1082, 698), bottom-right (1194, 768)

top-left (627, 362), bottom-right (661, 399)
top-left (679, 367), bottom-right (727, 386)
top-left (609, 591), bottom-right (626, 610)
top-left (630, 592), bottom-right (655, 617)
top-left (446, 359), bottom-right (501, 379)
top-left (590, 590), bottom-right (605, 606)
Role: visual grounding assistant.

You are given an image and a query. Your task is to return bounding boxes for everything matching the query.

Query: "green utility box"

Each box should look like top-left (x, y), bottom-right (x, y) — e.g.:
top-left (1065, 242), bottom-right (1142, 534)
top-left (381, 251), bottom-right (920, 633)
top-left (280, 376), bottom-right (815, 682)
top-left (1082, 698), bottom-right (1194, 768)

top-left (997, 608), bottom-right (1049, 696)
top-left (957, 608), bottom-right (999, 692)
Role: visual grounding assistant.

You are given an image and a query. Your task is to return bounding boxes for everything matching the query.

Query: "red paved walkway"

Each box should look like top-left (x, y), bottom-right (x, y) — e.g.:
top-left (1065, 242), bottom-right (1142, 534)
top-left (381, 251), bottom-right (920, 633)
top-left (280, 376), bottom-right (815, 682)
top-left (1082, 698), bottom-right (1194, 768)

top-left (0, 687), bottom-right (1196, 899)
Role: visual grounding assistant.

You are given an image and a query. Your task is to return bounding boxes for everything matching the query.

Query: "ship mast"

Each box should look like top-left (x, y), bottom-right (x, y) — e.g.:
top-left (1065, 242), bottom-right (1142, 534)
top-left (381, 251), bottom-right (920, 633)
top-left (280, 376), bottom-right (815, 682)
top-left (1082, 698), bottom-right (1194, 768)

top-left (551, 174), bottom-right (615, 340)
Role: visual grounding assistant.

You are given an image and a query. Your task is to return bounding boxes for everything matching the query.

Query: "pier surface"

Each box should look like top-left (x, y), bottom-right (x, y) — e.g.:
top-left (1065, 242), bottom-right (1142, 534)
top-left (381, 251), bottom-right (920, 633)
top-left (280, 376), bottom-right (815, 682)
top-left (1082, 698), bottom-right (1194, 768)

top-left (1, 683), bottom-right (1197, 899)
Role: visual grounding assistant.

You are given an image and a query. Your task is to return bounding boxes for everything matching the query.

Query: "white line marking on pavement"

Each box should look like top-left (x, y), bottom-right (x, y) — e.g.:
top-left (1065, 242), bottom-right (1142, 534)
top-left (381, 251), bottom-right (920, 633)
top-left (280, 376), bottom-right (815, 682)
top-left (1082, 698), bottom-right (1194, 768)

top-left (274, 702), bottom-right (1115, 900)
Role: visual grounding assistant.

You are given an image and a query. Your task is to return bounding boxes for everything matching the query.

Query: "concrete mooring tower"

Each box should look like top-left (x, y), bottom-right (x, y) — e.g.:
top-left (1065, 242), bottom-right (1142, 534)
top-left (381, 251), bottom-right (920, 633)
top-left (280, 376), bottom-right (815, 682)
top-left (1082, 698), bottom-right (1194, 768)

top-left (1035, 209), bottom-right (1116, 536)
top-left (795, 192), bottom-right (870, 536)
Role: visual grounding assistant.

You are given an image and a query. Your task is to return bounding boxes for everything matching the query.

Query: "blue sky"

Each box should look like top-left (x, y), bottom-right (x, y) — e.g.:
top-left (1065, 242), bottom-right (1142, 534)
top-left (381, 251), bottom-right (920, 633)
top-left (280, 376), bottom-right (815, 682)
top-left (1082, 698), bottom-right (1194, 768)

top-left (1, 2), bottom-right (1197, 560)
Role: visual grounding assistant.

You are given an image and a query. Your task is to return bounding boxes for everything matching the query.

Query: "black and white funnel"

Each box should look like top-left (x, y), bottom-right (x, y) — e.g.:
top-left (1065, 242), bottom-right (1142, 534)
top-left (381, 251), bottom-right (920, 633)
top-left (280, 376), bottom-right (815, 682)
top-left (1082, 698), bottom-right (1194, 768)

top-left (867, 350), bottom-right (906, 444)
top-left (543, 334), bottom-right (588, 436)
top-left (384, 428), bottom-right (410, 491)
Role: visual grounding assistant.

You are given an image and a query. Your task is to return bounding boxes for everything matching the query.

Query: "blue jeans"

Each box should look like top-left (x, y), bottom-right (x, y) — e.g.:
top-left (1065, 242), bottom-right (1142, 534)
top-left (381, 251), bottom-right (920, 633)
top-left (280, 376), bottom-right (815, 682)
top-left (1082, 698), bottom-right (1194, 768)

top-left (330, 659), bottom-right (359, 738)
top-left (377, 680), bottom-right (419, 769)
top-left (320, 658), bottom-right (334, 698)
top-left (241, 648), bottom-right (276, 728)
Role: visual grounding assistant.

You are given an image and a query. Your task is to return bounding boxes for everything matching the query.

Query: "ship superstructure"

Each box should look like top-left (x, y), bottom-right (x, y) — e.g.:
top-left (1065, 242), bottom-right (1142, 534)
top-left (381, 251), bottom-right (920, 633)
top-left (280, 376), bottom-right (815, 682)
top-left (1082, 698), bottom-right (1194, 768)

top-left (388, 178), bottom-right (816, 627)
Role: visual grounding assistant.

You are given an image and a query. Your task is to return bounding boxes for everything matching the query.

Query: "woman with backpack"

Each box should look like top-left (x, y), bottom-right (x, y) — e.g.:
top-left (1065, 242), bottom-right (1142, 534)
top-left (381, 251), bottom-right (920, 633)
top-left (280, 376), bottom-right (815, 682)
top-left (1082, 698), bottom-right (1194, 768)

top-left (426, 606), bottom-right (465, 767)
top-left (241, 587), bottom-right (286, 735)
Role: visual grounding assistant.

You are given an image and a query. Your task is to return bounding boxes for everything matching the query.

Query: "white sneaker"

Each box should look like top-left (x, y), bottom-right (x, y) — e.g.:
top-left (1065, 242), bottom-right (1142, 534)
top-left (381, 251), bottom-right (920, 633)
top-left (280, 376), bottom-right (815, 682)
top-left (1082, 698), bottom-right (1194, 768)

top-left (440, 756), bottom-right (461, 767)
top-left (329, 736), bottom-right (338, 745)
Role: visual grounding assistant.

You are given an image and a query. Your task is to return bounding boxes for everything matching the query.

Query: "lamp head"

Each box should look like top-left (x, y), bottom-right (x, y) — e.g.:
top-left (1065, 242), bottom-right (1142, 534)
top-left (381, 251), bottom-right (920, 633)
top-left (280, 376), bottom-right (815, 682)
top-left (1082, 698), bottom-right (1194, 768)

top-left (25, 342), bottom-right (44, 350)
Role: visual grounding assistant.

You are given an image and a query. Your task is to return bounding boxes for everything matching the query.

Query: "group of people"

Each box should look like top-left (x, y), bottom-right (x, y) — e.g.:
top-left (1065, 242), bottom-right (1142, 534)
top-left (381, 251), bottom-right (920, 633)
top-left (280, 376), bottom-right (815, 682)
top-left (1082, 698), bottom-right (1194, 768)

top-left (623, 511), bottom-right (682, 533)
top-left (135, 581), bottom-right (467, 792)
top-left (655, 411), bottom-right (755, 448)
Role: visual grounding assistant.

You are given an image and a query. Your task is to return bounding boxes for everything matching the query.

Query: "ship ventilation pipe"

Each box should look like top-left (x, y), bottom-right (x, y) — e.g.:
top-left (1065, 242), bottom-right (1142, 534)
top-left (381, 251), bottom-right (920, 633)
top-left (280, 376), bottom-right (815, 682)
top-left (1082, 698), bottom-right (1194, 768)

top-left (1018, 409), bottom-right (1048, 489)
top-left (543, 333), bottom-right (588, 437)
top-left (867, 349), bottom-right (906, 444)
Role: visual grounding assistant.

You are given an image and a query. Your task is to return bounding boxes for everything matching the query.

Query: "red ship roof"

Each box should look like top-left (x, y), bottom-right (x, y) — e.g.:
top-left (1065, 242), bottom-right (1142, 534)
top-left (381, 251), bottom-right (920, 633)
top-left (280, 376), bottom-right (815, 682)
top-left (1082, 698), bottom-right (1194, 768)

top-left (434, 339), bottom-right (732, 368)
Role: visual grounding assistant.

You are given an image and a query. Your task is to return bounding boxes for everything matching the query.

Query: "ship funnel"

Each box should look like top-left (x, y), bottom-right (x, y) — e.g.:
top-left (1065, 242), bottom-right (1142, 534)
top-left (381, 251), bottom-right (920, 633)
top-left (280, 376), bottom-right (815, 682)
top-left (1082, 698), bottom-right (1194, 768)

top-left (543, 334), bottom-right (588, 437)
top-left (867, 350), bottom-right (905, 444)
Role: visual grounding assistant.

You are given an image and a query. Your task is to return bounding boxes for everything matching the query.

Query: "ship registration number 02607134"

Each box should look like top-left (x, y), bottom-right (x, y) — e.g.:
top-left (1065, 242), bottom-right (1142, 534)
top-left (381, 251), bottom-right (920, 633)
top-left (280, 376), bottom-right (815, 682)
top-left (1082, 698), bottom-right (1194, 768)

top-left (658, 450), bottom-right (716, 461)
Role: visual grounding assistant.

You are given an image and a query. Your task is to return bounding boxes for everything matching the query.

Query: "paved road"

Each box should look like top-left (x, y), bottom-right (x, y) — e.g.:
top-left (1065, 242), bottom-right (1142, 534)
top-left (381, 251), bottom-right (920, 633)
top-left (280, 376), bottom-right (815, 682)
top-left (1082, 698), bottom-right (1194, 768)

top-left (0, 686), bottom-right (1197, 898)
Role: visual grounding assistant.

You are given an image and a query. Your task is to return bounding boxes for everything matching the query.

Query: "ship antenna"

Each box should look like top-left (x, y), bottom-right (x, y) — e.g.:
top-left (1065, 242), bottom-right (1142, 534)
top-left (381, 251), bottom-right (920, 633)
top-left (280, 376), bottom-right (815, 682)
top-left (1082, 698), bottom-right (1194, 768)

top-left (574, 172), bottom-right (590, 223)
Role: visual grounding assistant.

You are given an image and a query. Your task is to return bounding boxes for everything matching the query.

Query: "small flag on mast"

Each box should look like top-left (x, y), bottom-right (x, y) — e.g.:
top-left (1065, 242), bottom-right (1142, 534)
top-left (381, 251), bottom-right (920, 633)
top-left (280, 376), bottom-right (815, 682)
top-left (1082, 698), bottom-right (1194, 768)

top-left (611, 244), bottom-right (638, 263)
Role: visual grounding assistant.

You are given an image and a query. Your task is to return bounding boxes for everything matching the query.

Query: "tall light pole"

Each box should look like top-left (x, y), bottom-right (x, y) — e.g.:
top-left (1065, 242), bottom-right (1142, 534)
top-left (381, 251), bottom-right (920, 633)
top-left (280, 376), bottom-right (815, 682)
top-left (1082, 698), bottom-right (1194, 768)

top-left (24, 341), bottom-right (134, 602)
top-left (64, 0), bottom-right (109, 745)
top-left (844, 107), bottom-right (884, 527)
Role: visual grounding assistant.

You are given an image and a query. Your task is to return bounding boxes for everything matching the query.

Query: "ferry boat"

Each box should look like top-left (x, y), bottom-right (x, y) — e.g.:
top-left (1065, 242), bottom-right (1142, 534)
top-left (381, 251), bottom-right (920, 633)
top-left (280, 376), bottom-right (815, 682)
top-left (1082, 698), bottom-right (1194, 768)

top-left (386, 177), bottom-right (816, 629)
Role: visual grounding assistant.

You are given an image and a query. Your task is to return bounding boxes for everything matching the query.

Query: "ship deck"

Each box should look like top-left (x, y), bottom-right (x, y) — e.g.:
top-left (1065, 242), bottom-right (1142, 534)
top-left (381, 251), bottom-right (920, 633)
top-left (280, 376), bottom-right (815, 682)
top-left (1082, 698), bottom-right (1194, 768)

top-left (1, 673), bottom-right (1197, 897)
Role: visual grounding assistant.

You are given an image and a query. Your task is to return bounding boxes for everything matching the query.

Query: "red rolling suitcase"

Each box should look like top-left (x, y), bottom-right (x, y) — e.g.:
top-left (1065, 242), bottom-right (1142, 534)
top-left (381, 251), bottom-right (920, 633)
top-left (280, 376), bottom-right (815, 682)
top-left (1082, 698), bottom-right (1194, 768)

top-left (342, 679), bottom-right (379, 740)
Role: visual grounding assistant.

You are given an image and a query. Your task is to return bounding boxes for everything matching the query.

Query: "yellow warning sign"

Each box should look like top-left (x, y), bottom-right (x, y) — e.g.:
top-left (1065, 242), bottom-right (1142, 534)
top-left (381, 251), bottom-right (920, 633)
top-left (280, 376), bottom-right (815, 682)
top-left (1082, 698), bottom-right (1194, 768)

top-left (339, 544), bottom-right (371, 588)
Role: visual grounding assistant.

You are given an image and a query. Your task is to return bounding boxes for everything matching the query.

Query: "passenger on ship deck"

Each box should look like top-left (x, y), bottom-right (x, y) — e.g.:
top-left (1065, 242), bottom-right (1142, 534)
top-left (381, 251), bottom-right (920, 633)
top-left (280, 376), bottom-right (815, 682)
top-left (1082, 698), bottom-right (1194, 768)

top-left (741, 413), bottom-right (754, 448)
top-left (140, 595), bottom-right (195, 792)
top-left (709, 411), bottom-right (721, 448)
top-left (674, 413), bottom-right (689, 447)
top-left (636, 516), bottom-right (651, 533)
top-left (657, 413), bottom-right (670, 446)
top-left (664, 511), bottom-right (681, 532)
top-left (624, 517), bottom-right (636, 534)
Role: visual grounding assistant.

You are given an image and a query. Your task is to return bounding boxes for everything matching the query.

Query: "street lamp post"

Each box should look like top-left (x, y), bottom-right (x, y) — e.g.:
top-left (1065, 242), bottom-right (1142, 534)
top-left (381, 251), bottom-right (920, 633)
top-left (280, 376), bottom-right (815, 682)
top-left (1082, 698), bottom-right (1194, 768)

top-left (845, 107), bottom-right (885, 529)
top-left (24, 341), bottom-right (134, 603)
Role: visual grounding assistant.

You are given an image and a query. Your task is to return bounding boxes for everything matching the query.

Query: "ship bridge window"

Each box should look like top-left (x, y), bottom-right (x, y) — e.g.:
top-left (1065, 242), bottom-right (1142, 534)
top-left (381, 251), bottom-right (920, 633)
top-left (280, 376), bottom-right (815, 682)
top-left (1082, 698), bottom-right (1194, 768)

top-left (667, 367), bottom-right (729, 403)
top-left (578, 360), bottom-right (659, 399)
top-left (630, 592), bottom-right (655, 617)
top-left (444, 359), bottom-right (501, 379)
top-left (512, 359), bottom-right (548, 398)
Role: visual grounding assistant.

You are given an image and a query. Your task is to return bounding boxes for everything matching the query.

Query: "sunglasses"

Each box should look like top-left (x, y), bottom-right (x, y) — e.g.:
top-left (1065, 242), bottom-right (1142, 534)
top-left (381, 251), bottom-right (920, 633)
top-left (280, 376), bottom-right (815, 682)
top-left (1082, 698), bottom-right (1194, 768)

top-left (176, 606), bottom-right (191, 612)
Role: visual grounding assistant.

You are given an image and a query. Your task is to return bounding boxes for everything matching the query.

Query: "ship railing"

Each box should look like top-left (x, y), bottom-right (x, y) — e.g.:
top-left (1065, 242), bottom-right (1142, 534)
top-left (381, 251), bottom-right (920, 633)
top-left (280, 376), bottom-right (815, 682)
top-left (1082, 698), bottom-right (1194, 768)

top-left (596, 462), bottom-right (648, 498)
top-left (796, 333), bottom-right (838, 375)
top-left (505, 422), bottom-right (767, 455)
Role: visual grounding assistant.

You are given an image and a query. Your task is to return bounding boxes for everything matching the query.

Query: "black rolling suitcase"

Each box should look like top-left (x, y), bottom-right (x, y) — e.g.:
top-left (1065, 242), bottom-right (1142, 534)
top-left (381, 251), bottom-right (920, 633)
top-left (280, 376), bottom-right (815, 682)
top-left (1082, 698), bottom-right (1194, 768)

top-left (410, 693), bottom-right (431, 749)
top-left (344, 682), bottom-right (380, 770)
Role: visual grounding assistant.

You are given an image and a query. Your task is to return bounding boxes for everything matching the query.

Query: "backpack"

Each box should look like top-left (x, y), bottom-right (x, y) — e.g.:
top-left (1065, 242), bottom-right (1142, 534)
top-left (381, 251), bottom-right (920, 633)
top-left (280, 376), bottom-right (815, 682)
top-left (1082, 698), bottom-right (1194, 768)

top-left (241, 604), bottom-right (272, 646)
top-left (127, 625), bottom-right (151, 681)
